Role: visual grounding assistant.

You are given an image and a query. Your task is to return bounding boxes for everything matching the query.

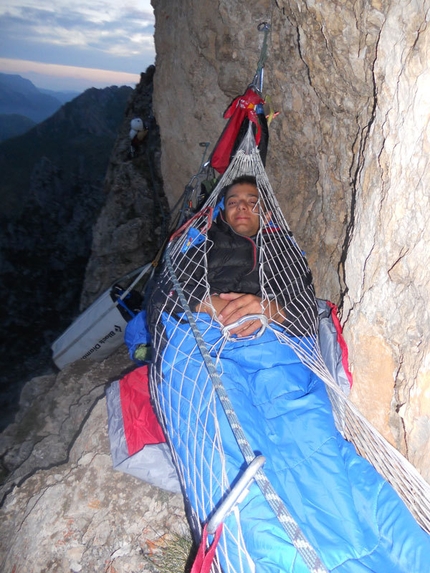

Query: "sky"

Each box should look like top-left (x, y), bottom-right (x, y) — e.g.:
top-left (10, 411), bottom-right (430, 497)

top-left (0, 0), bottom-right (155, 93)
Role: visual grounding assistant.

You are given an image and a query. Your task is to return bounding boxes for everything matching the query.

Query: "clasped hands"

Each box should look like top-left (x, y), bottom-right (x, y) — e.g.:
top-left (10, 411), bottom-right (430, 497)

top-left (196, 292), bottom-right (283, 338)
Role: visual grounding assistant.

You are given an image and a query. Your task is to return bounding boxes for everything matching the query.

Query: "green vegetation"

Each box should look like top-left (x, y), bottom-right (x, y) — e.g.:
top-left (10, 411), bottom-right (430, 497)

top-left (143, 531), bottom-right (196, 573)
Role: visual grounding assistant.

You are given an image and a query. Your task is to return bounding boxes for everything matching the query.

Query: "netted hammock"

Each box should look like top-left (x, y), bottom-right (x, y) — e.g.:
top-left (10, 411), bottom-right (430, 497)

top-left (149, 127), bottom-right (430, 573)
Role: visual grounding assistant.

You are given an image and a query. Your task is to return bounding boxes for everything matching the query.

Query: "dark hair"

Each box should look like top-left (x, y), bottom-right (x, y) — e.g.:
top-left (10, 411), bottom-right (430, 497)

top-left (218, 175), bottom-right (257, 202)
top-left (227, 175), bottom-right (257, 190)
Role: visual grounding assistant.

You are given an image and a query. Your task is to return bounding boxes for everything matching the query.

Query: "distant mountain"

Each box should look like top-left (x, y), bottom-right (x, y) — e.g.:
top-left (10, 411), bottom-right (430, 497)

top-left (0, 83), bottom-right (134, 427)
top-left (39, 88), bottom-right (81, 105)
top-left (0, 75), bottom-right (82, 142)
top-left (0, 113), bottom-right (36, 142)
top-left (0, 73), bottom-right (69, 123)
top-left (0, 85), bottom-right (133, 220)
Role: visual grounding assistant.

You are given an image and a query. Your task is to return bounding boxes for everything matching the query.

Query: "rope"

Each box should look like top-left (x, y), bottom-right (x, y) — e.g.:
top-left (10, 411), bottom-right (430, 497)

top-left (164, 247), bottom-right (328, 573)
top-left (150, 126), bottom-right (430, 573)
top-left (177, 142), bottom-right (212, 228)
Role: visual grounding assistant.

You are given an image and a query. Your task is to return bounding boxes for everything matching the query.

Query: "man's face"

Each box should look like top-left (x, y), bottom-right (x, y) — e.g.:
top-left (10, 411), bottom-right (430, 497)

top-left (224, 183), bottom-right (260, 237)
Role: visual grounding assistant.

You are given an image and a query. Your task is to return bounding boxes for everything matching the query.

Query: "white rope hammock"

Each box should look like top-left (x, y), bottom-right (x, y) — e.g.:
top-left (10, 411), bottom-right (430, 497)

top-left (149, 127), bottom-right (430, 572)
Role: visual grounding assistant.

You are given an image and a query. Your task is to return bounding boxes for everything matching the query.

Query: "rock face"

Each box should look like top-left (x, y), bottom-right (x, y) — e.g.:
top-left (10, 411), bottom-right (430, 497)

top-left (0, 348), bottom-right (188, 573)
top-left (2, 1), bottom-right (430, 570)
top-left (80, 67), bottom-right (169, 309)
top-left (151, 0), bottom-right (430, 481)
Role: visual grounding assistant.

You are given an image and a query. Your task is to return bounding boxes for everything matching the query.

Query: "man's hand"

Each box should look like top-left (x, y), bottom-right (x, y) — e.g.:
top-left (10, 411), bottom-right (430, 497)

top-left (217, 292), bottom-right (267, 337)
top-left (196, 292), bottom-right (285, 337)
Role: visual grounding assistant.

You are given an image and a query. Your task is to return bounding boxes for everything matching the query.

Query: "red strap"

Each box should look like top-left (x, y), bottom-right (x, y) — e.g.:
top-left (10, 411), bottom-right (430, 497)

top-left (326, 302), bottom-right (353, 388)
top-left (210, 87), bottom-right (265, 174)
top-left (191, 524), bottom-right (223, 573)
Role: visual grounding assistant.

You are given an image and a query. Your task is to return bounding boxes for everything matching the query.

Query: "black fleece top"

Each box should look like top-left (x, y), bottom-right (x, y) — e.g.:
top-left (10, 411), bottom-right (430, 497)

top-left (148, 213), bottom-right (318, 337)
top-left (206, 217), bottom-right (260, 296)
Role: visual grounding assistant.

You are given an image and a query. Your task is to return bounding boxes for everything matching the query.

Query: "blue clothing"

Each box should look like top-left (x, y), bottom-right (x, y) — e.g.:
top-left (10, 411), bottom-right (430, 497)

top-left (156, 313), bottom-right (430, 573)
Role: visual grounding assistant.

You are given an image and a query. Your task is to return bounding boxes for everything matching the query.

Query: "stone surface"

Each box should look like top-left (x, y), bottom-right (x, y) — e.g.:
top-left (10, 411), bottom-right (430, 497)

top-left (0, 346), bottom-right (133, 503)
top-left (0, 346), bottom-right (189, 572)
top-left (342, 3), bottom-right (430, 476)
top-left (80, 67), bottom-right (169, 309)
top-left (3, 1), bottom-right (430, 570)
top-left (150, 0), bottom-right (430, 481)
top-left (0, 396), bottom-right (188, 573)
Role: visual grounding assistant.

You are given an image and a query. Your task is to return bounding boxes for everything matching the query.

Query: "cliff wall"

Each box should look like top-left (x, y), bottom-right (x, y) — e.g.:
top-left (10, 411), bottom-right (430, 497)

top-left (1, 2), bottom-right (430, 570)
top-left (151, 0), bottom-right (430, 480)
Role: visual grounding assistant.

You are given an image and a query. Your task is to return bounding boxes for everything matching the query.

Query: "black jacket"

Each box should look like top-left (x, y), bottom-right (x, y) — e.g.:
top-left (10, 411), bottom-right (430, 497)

top-left (148, 214), bottom-right (317, 337)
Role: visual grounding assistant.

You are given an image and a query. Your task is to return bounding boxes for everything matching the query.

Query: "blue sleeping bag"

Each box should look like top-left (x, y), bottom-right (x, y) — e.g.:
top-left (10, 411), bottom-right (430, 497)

top-left (155, 313), bottom-right (430, 572)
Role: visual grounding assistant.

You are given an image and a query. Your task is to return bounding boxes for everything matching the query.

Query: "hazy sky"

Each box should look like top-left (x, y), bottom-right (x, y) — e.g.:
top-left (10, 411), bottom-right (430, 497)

top-left (0, 0), bottom-right (155, 92)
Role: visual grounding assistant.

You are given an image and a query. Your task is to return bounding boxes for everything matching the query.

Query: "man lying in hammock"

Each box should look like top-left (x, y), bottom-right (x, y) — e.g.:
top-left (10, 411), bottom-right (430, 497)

top-left (147, 173), bottom-right (430, 573)
top-left (193, 174), bottom-right (317, 338)
top-left (150, 174), bottom-right (318, 340)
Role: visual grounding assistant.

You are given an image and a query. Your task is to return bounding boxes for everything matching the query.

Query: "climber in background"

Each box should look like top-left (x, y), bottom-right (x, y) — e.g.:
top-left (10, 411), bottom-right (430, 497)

top-left (129, 117), bottom-right (148, 157)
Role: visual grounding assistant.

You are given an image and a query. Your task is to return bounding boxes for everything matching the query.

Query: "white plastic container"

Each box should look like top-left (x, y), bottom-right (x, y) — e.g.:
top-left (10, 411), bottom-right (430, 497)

top-left (51, 289), bottom-right (128, 369)
top-left (51, 264), bottom-right (152, 370)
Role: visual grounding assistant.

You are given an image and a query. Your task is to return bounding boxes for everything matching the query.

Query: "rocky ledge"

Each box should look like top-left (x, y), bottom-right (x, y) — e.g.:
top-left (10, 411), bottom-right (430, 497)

top-left (0, 347), bottom-right (189, 572)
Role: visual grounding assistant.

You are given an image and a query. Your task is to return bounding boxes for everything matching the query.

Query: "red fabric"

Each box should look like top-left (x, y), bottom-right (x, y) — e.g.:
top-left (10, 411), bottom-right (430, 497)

top-left (210, 87), bottom-right (265, 174)
top-left (327, 302), bottom-right (353, 388)
top-left (191, 524), bottom-right (223, 573)
top-left (119, 366), bottom-right (166, 455)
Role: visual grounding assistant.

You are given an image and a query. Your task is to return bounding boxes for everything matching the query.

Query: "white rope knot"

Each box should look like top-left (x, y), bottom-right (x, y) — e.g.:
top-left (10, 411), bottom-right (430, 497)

top-left (221, 313), bottom-right (268, 341)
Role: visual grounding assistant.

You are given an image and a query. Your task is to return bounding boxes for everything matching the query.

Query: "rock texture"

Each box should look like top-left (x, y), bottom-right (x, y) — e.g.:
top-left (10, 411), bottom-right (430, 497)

top-left (0, 348), bottom-right (188, 573)
top-left (2, 1), bottom-right (430, 571)
top-left (151, 0), bottom-right (430, 481)
top-left (81, 67), bottom-right (169, 309)
top-left (341, 3), bottom-right (430, 471)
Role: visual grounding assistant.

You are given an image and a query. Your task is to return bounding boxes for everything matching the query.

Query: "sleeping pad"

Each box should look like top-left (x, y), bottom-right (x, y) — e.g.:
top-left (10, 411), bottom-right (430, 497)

top-left (154, 312), bottom-right (430, 572)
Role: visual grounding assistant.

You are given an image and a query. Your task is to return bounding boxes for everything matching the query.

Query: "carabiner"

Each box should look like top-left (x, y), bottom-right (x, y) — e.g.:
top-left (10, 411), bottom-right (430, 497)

top-left (257, 21), bottom-right (271, 32)
top-left (207, 455), bottom-right (266, 534)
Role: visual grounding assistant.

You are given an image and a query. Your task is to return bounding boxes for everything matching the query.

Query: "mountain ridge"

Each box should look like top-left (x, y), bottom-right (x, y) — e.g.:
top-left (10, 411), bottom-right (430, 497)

top-left (0, 73), bottom-right (82, 141)
top-left (0, 113), bottom-right (36, 142)
top-left (0, 82), bottom-right (135, 430)
top-left (0, 84), bottom-right (133, 220)
top-left (0, 72), bottom-right (63, 123)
